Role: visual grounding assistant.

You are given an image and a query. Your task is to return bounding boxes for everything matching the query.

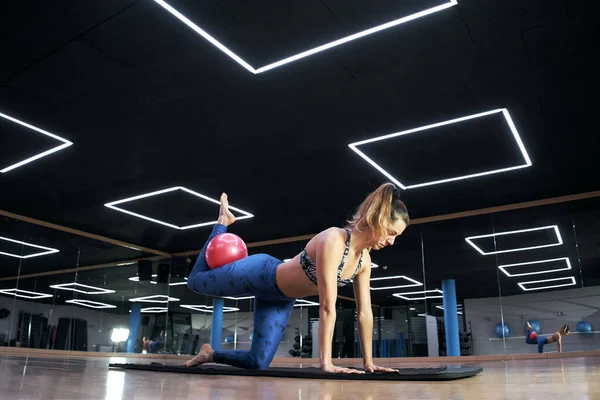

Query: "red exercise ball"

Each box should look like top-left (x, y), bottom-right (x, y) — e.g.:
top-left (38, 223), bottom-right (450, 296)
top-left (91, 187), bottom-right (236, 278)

top-left (529, 331), bottom-right (538, 340)
top-left (205, 233), bottom-right (248, 269)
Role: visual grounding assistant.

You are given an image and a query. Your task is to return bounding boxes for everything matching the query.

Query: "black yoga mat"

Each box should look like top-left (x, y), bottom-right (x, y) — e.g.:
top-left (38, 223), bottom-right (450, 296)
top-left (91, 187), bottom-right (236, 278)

top-left (109, 362), bottom-right (483, 381)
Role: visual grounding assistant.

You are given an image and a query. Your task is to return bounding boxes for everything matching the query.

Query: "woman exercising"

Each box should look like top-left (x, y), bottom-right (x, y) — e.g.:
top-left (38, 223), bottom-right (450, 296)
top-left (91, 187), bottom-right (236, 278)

top-left (184, 182), bottom-right (409, 374)
top-left (525, 321), bottom-right (570, 353)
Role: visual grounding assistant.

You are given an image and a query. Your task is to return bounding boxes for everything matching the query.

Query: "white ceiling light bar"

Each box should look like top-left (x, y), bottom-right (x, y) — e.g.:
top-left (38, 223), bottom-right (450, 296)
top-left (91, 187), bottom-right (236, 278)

top-left (66, 299), bottom-right (117, 309)
top-left (129, 295), bottom-right (180, 303)
top-left (153, 0), bottom-right (458, 74)
top-left (141, 307), bottom-right (168, 313)
top-left (49, 282), bottom-right (116, 295)
top-left (105, 186), bottom-right (254, 230)
top-left (180, 305), bottom-right (240, 313)
top-left (436, 305), bottom-right (463, 315)
top-left (518, 276), bottom-right (577, 292)
top-left (0, 235), bottom-right (60, 259)
top-left (294, 299), bottom-right (319, 307)
top-left (465, 225), bottom-right (562, 255)
top-left (370, 275), bottom-right (423, 291)
top-left (0, 288), bottom-right (53, 299)
top-left (393, 289), bottom-right (443, 301)
top-left (128, 274), bottom-right (158, 285)
top-left (349, 109), bottom-right (531, 189)
top-left (0, 111), bottom-right (73, 173)
top-left (223, 295), bottom-right (255, 301)
top-left (498, 257), bottom-right (572, 277)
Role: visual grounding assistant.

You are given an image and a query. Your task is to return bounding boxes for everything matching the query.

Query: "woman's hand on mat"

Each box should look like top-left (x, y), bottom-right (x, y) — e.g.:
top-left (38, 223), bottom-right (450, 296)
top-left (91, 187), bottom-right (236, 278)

top-left (321, 364), bottom-right (365, 374)
top-left (363, 364), bottom-right (399, 374)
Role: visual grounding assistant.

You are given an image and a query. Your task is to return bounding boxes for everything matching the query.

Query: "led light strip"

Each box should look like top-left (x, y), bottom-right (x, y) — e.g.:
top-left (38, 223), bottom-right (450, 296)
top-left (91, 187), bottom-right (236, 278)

top-left (0, 235), bottom-right (60, 259)
top-left (141, 307), bottom-right (168, 313)
top-left (349, 109), bottom-right (531, 189)
top-left (0, 288), bottom-right (53, 299)
top-left (223, 295), bottom-right (256, 300)
top-left (50, 282), bottom-right (116, 295)
top-left (465, 225), bottom-right (562, 255)
top-left (129, 295), bottom-right (180, 303)
top-left (435, 305), bottom-right (463, 315)
top-left (105, 186), bottom-right (253, 230)
top-left (180, 305), bottom-right (240, 313)
top-left (393, 289), bottom-right (443, 301)
top-left (66, 299), bottom-right (117, 309)
top-left (498, 257), bottom-right (572, 277)
top-left (369, 275), bottom-right (423, 291)
top-left (153, 0), bottom-right (458, 74)
top-left (517, 276), bottom-right (576, 291)
top-left (294, 299), bottom-right (319, 307)
top-left (0, 111), bottom-right (73, 173)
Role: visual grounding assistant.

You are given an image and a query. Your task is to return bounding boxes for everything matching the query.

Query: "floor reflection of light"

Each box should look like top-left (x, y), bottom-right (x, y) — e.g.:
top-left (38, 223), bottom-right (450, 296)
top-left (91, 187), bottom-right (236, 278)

top-left (105, 370), bottom-right (125, 400)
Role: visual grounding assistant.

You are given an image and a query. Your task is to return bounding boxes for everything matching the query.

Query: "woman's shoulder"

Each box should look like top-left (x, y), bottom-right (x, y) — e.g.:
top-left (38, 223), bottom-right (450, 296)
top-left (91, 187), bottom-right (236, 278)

top-left (310, 227), bottom-right (347, 247)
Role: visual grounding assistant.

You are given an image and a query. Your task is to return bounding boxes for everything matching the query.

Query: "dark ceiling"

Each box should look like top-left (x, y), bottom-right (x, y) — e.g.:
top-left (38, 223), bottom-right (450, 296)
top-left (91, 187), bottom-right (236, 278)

top-left (1, 0), bottom-right (599, 307)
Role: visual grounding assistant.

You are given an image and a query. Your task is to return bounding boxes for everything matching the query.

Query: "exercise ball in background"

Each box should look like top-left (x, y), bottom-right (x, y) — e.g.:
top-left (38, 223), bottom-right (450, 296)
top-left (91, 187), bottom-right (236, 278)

top-left (576, 321), bottom-right (593, 334)
top-left (495, 322), bottom-right (511, 338)
top-left (525, 320), bottom-right (542, 334)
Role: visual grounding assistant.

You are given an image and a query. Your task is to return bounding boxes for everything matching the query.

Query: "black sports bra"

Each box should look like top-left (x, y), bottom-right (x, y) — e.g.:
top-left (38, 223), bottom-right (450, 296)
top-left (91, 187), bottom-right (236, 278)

top-left (299, 228), bottom-right (363, 287)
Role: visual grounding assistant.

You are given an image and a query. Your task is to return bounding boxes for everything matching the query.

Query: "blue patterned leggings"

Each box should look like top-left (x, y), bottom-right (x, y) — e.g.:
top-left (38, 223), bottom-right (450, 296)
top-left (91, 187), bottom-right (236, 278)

top-left (525, 330), bottom-right (548, 353)
top-left (187, 224), bottom-right (297, 370)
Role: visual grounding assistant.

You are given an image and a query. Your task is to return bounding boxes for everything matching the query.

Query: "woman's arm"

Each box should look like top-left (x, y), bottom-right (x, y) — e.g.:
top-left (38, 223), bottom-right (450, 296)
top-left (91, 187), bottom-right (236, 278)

top-left (557, 335), bottom-right (563, 352)
top-left (352, 259), bottom-right (373, 366)
top-left (315, 230), bottom-right (362, 374)
top-left (353, 258), bottom-right (398, 374)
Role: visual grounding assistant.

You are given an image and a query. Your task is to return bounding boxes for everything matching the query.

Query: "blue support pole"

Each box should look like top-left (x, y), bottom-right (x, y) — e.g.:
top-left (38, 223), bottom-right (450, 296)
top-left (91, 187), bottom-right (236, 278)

top-left (210, 298), bottom-right (224, 350)
top-left (126, 303), bottom-right (142, 353)
top-left (442, 279), bottom-right (460, 357)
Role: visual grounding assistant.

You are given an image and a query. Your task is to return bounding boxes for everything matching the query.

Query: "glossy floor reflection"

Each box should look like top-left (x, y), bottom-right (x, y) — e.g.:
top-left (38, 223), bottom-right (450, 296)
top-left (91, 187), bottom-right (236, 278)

top-left (0, 355), bottom-right (599, 400)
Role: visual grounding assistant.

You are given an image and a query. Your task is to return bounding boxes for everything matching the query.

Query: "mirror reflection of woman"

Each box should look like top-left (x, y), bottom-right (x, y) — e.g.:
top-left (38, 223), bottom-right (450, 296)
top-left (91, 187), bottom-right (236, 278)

top-left (525, 321), bottom-right (570, 353)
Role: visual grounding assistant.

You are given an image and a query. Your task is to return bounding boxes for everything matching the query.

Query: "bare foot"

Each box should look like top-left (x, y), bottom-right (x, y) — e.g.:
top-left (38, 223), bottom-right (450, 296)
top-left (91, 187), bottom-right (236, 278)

top-left (217, 192), bottom-right (236, 226)
top-left (183, 343), bottom-right (214, 368)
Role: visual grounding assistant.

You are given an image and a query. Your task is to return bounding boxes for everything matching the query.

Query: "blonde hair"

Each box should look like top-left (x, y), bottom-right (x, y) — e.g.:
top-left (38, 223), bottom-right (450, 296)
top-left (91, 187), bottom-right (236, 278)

top-left (347, 183), bottom-right (409, 239)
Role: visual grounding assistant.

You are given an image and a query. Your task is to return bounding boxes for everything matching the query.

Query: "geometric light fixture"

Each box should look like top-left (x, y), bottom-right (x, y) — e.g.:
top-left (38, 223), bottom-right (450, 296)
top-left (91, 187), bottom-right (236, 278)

top-left (153, 0), bottom-right (458, 75)
top-left (104, 186), bottom-right (254, 230)
top-left (294, 299), bottom-right (319, 307)
top-left (65, 299), bottom-right (117, 309)
top-left (0, 111), bottom-right (73, 173)
top-left (169, 277), bottom-right (188, 286)
top-left (49, 282), bottom-right (116, 295)
top-left (129, 295), bottom-right (180, 303)
top-left (180, 305), bottom-right (240, 313)
top-left (465, 225), bottom-right (562, 255)
top-left (436, 305), bottom-right (463, 315)
top-left (393, 289), bottom-right (443, 301)
top-left (0, 235), bottom-right (60, 259)
top-left (517, 276), bottom-right (577, 292)
top-left (223, 295), bottom-right (256, 301)
top-left (369, 275), bottom-right (422, 291)
top-left (349, 109), bottom-right (531, 189)
top-left (128, 274), bottom-right (158, 285)
top-left (141, 307), bottom-right (169, 313)
top-left (498, 257), bottom-right (572, 277)
top-left (0, 288), bottom-right (53, 299)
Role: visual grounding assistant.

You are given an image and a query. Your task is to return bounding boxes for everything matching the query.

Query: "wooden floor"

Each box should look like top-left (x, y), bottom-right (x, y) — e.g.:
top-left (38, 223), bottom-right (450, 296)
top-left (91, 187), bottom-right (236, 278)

top-left (0, 354), bottom-right (598, 400)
